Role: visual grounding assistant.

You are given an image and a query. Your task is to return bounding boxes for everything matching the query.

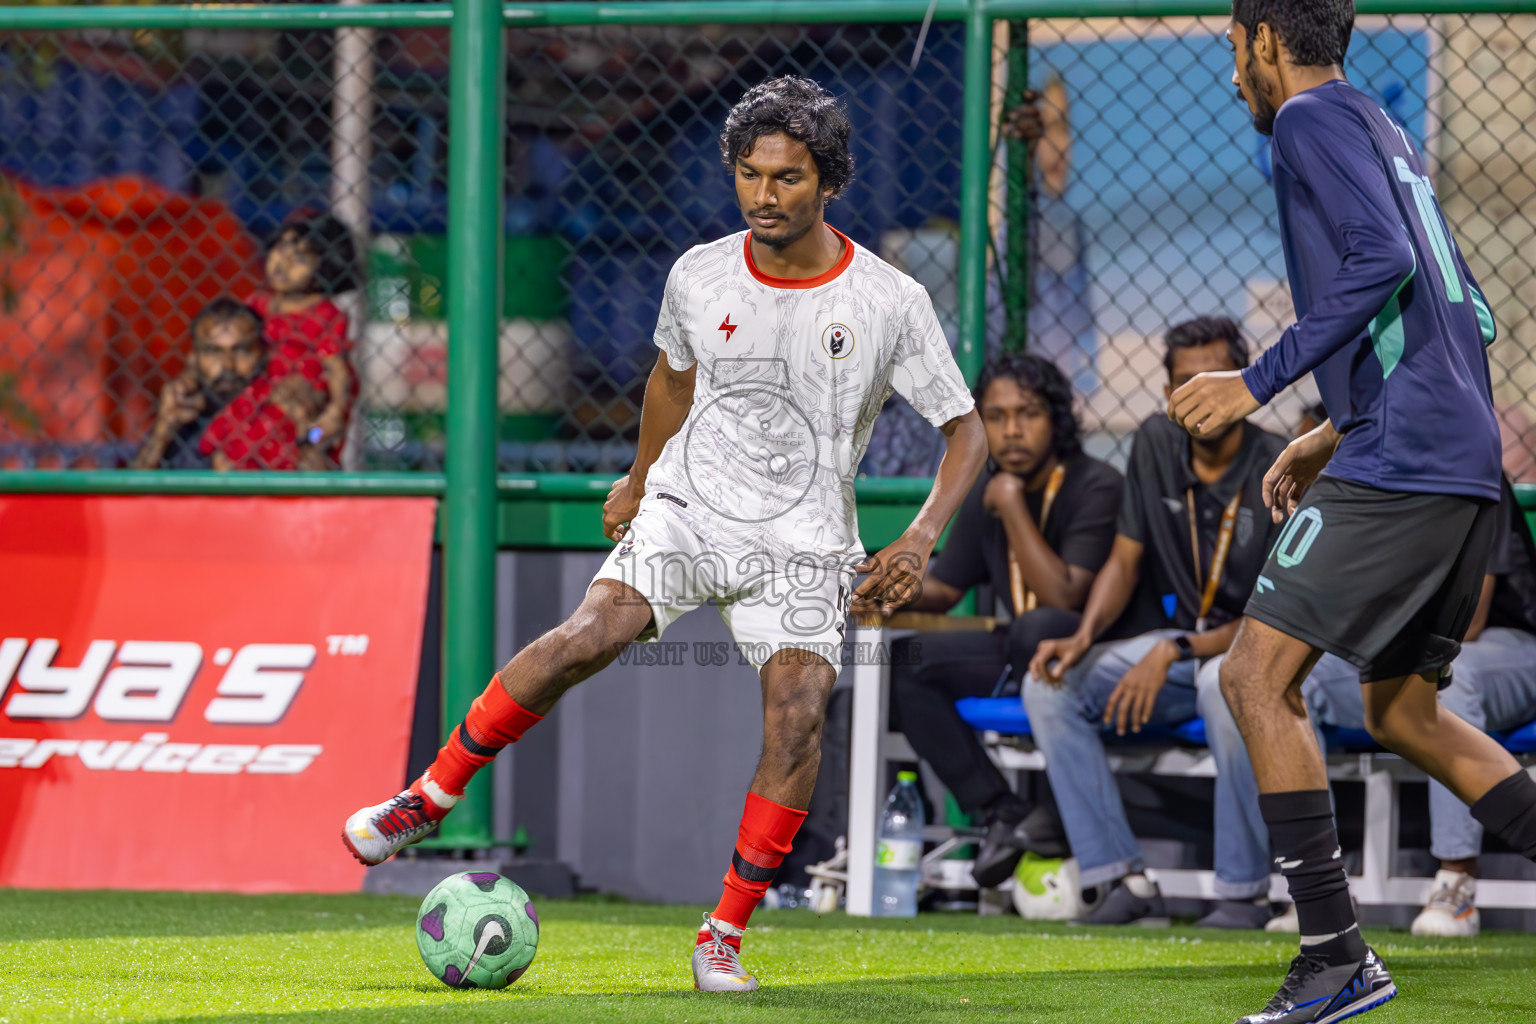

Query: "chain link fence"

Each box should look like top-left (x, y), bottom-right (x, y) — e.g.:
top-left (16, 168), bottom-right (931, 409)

top-left (2, 10), bottom-right (1535, 478)
top-left (505, 19), bottom-right (969, 476)
top-left (1024, 14), bottom-right (1536, 477)
top-left (0, 21), bottom-right (448, 469)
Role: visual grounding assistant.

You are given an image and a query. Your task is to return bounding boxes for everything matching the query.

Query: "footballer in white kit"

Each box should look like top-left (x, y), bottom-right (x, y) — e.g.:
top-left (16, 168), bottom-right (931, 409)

top-left (591, 222), bottom-right (975, 670)
top-left (341, 75), bottom-right (986, 995)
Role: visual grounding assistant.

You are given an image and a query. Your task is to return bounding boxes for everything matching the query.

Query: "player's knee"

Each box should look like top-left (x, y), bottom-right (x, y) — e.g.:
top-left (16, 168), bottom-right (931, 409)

top-left (1362, 699), bottom-right (1435, 752)
top-left (765, 694), bottom-right (822, 737)
top-left (763, 695), bottom-right (824, 759)
top-left (1217, 657), bottom-right (1257, 719)
top-left (1361, 708), bottom-right (1401, 750)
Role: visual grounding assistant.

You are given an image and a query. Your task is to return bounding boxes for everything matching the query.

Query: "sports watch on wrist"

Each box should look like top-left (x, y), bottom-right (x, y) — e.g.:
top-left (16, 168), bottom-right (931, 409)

top-left (1172, 634), bottom-right (1196, 662)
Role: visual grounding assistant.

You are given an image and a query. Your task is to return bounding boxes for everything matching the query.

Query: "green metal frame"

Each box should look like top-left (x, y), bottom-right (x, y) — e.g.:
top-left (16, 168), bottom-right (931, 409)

top-left (0, 0), bottom-right (1529, 30)
top-left (4, 0), bottom-right (1536, 852)
top-left (438, 0), bottom-right (505, 847)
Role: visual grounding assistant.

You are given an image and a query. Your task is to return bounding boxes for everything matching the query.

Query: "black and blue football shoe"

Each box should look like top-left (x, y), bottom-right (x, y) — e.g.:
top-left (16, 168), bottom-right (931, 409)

top-left (1232, 947), bottom-right (1396, 1024)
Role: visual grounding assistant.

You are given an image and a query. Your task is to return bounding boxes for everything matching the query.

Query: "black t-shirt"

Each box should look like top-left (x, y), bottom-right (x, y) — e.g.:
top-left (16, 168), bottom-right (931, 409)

top-left (930, 451), bottom-right (1123, 612)
top-left (1115, 416), bottom-right (1288, 635)
top-left (1485, 475), bottom-right (1536, 634)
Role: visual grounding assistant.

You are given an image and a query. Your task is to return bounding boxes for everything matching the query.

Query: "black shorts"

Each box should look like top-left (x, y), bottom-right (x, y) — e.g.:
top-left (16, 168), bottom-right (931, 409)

top-left (1243, 475), bottom-right (1498, 683)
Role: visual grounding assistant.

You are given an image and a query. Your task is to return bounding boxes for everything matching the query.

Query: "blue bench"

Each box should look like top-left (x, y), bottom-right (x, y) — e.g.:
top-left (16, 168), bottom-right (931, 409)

top-left (955, 697), bottom-right (1536, 754)
top-left (950, 696), bottom-right (1536, 911)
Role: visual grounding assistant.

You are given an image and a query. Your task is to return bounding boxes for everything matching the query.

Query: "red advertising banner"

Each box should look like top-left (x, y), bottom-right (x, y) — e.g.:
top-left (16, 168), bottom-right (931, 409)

top-left (0, 495), bottom-right (435, 892)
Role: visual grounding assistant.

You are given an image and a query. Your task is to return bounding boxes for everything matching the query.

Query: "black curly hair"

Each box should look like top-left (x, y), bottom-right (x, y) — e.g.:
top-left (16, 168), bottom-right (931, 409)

top-left (719, 76), bottom-right (855, 199)
top-left (1232, 0), bottom-right (1354, 67)
top-left (973, 352), bottom-right (1081, 459)
top-left (272, 209), bottom-right (360, 295)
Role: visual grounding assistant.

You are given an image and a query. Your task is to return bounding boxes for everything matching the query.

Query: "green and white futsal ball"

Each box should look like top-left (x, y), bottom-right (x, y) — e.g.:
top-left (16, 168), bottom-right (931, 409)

top-left (1011, 852), bottom-right (1100, 921)
top-left (416, 871), bottom-right (539, 988)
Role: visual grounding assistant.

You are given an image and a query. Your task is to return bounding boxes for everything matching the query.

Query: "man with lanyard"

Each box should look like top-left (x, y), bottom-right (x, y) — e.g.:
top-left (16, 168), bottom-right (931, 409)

top-left (1024, 316), bottom-right (1288, 924)
top-left (886, 352), bottom-right (1123, 888)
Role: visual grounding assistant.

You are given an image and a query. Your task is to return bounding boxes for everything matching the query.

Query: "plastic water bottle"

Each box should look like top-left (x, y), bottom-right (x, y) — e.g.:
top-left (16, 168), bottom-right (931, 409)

top-left (872, 770), bottom-right (925, 917)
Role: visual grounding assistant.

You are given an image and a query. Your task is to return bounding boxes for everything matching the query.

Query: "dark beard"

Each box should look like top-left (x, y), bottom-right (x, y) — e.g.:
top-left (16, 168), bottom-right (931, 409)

top-left (205, 371), bottom-right (255, 406)
top-left (1243, 52), bottom-right (1278, 136)
top-left (1193, 419), bottom-right (1242, 454)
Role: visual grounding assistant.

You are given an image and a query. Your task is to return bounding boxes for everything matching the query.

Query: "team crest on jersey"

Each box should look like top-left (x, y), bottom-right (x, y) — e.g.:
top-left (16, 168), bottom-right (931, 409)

top-left (821, 323), bottom-right (854, 359)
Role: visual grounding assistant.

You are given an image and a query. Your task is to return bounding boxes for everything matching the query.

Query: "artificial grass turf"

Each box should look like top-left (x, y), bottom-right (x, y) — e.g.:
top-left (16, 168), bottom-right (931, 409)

top-left (1, 891), bottom-right (1533, 1024)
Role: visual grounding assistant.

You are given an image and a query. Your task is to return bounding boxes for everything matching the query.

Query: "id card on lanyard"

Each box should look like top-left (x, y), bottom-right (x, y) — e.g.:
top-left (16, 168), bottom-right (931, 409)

top-left (1008, 464), bottom-right (1066, 615)
top-left (1188, 488), bottom-right (1242, 633)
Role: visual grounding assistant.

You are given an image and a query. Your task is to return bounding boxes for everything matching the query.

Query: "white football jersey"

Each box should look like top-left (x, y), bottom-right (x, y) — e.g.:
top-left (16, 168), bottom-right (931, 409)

top-left (641, 227), bottom-right (975, 567)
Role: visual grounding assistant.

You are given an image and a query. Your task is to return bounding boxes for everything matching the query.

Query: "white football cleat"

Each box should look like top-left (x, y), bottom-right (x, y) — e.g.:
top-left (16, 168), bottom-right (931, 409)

top-left (1411, 869), bottom-right (1480, 937)
top-left (341, 789), bottom-right (444, 866)
top-left (691, 913), bottom-right (758, 992)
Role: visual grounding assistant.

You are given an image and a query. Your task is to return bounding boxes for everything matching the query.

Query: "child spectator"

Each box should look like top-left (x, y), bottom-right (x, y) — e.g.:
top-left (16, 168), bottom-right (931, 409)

top-left (201, 210), bottom-right (359, 470)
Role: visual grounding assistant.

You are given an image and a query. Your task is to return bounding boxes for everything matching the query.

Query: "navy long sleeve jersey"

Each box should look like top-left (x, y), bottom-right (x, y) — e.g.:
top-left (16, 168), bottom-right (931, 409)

top-left (1241, 80), bottom-right (1502, 501)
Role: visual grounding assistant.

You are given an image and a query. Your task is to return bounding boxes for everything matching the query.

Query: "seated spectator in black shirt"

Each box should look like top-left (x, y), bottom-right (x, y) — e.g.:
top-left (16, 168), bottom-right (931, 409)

top-left (883, 352), bottom-right (1123, 888)
top-left (132, 298), bottom-right (264, 470)
top-left (1024, 315), bottom-right (1287, 925)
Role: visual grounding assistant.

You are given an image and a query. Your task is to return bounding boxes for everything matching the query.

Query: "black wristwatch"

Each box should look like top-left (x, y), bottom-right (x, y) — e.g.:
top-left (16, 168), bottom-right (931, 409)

top-left (1172, 634), bottom-right (1197, 662)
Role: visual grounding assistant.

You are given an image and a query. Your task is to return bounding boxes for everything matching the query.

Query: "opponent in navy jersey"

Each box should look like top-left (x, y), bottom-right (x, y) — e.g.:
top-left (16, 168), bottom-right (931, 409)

top-left (1170, 82), bottom-right (1500, 501)
top-left (1164, 4), bottom-right (1536, 1024)
top-left (1243, 80), bottom-right (1500, 500)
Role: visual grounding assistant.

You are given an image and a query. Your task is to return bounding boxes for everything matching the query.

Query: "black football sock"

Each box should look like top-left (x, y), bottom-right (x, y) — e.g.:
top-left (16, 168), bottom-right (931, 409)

top-left (1259, 789), bottom-right (1366, 964)
top-left (1471, 770), bottom-right (1536, 860)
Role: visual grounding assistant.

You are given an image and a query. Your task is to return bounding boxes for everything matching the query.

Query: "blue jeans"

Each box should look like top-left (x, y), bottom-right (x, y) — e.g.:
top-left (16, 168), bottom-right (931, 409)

top-left (1022, 631), bottom-right (1199, 888)
top-left (1196, 652), bottom-right (1360, 898)
top-left (1430, 628), bottom-right (1536, 859)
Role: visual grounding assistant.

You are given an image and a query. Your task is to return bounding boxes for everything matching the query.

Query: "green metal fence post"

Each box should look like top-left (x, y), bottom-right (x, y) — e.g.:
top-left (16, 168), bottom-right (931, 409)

top-left (439, 0), bottom-right (503, 849)
top-left (1003, 19), bottom-right (1030, 352)
top-left (958, 0), bottom-right (992, 385)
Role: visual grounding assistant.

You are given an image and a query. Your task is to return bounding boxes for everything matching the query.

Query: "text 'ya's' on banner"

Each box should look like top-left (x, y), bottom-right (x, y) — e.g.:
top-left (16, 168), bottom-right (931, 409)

top-left (0, 495), bottom-right (436, 892)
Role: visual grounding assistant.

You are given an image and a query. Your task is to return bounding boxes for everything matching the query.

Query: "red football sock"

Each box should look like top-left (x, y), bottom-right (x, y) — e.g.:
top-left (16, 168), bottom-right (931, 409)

top-left (709, 792), bottom-right (807, 932)
top-left (414, 677), bottom-right (542, 815)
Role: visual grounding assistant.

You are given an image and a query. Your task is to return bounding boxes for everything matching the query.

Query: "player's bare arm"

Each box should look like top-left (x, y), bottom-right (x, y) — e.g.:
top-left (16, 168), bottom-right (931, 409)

top-left (1262, 417), bottom-right (1342, 522)
top-left (603, 352), bottom-right (697, 541)
top-left (1030, 533), bottom-right (1143, 684)
top-left (852, 408), bottom-right (985, 619)
top-left (1167, 368), bottom-right (1260, 440)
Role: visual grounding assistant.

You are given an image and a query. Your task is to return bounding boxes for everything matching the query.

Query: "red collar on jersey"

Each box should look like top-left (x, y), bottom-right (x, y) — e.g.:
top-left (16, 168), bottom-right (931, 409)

top-left (742, 225), bottom-right (855, 290)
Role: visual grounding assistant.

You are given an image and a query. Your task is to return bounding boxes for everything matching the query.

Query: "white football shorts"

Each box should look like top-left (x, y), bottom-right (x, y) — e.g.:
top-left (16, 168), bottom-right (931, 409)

top-left (589, 492), bottom-right (854, 672)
